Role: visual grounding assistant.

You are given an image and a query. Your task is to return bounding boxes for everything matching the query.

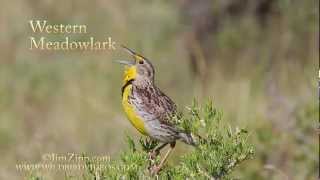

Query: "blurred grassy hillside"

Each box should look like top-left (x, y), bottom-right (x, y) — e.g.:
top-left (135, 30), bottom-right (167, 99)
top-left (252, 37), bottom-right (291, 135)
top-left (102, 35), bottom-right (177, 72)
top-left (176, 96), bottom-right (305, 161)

top-left (0, 0), bottom-right (318, 179)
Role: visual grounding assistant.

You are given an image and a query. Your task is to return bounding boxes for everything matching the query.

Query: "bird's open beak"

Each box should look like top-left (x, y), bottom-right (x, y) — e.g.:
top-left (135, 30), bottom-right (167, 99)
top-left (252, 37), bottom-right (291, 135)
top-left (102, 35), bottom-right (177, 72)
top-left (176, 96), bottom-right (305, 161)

top-left (115, 45), bottom-right (139, 66)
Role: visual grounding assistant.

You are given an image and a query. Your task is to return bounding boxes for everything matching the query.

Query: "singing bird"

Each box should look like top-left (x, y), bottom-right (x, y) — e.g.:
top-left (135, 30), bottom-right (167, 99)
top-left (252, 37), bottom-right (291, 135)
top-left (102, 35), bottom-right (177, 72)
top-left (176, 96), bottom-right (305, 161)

top-left (117, 46), bottom-right (196, 173)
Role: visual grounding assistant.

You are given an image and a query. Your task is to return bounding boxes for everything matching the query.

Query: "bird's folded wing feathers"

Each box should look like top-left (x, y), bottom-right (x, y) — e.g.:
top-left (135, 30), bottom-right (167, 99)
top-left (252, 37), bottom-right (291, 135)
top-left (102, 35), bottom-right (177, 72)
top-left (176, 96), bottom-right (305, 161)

top-left (132, 86), bottom-right (177, 125)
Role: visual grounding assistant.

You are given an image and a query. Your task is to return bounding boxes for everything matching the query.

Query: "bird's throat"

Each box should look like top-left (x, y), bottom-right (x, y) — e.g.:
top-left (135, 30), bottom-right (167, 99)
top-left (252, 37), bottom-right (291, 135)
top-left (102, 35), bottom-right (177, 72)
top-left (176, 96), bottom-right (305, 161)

top-left (121, 66), bottom-right (137, 96)
top-left (123, 66), bottom-right (137, 85)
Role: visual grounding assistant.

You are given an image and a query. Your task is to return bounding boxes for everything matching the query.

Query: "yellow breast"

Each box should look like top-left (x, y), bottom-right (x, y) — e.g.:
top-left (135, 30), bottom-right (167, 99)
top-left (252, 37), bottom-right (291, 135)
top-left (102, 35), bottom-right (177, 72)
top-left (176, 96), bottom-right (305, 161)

top-left (122, 84), bottom-right (148, 135)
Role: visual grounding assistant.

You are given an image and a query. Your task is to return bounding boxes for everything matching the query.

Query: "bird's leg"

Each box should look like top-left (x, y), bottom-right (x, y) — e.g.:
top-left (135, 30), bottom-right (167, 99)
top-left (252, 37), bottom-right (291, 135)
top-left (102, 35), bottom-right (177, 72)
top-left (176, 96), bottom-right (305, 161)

top-left (158, 142), bottom-right (175, 168)
top-left (148, 142), bottom-right (168, 160)
top-left (148, 142), bottom-right (169, 171)
top-left (151, 141), bottom-right (176, 175)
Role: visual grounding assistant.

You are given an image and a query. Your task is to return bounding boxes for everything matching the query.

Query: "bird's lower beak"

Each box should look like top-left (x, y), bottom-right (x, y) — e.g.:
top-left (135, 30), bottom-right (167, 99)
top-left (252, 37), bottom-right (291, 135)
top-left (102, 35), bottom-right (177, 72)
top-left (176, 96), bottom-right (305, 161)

top-left (115, 60), bottom-right (135, 66)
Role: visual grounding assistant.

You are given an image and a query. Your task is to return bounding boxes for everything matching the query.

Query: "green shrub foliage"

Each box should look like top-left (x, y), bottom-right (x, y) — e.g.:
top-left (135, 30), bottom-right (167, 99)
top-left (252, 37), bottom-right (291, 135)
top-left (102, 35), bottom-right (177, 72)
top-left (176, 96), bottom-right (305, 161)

top-left (84, 100), bottom-right (254, 179)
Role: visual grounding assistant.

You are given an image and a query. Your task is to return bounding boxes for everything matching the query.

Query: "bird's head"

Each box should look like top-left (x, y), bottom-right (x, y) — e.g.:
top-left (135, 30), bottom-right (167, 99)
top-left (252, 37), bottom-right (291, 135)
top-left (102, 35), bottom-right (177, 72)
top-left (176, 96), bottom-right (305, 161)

top-left (117, 45), bottom-right (155, 86)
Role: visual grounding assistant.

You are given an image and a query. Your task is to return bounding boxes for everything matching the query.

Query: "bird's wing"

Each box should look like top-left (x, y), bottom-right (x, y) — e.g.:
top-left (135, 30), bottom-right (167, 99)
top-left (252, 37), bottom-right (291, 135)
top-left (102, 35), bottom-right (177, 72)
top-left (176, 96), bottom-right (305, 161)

top-left (131, 85), bottom-right (177, 125)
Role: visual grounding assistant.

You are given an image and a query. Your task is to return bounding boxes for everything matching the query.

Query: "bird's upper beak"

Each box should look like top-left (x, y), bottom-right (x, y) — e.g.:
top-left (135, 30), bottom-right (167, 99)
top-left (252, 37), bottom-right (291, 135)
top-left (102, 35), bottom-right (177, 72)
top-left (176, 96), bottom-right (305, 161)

top-left (115, 45), bottom-right (138, 66)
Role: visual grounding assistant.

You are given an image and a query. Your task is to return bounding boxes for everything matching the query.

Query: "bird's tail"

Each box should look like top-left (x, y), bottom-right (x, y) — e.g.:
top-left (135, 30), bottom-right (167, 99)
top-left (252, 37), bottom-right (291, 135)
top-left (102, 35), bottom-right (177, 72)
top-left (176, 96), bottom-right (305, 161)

top-left (178, 132), bottom-right (202, 146)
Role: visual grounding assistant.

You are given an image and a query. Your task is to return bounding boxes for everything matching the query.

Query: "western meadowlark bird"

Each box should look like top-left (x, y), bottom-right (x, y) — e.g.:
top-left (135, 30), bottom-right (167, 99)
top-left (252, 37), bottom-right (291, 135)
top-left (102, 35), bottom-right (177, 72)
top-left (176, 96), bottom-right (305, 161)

top-left (117, 45), bottom-right (196, 174)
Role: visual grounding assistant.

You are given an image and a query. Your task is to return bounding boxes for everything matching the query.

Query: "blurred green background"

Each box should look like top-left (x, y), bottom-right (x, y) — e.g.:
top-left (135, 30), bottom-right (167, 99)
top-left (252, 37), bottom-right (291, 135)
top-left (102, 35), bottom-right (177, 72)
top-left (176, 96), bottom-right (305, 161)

top-left (0, 0), bottom-right (318, 179)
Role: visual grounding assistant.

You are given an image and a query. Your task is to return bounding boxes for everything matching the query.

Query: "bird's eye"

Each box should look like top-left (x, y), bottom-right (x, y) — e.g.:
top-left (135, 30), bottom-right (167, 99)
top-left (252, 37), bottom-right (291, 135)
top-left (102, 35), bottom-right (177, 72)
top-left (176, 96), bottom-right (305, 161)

top-left (139, 60), bottom-right (144, 64)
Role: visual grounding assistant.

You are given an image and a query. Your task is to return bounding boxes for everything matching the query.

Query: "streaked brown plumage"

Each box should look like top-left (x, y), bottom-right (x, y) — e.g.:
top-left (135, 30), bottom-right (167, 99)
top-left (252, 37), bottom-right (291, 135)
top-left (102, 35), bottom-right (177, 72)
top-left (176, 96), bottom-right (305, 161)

top-left (118, 46), bottom-right (195, 174)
